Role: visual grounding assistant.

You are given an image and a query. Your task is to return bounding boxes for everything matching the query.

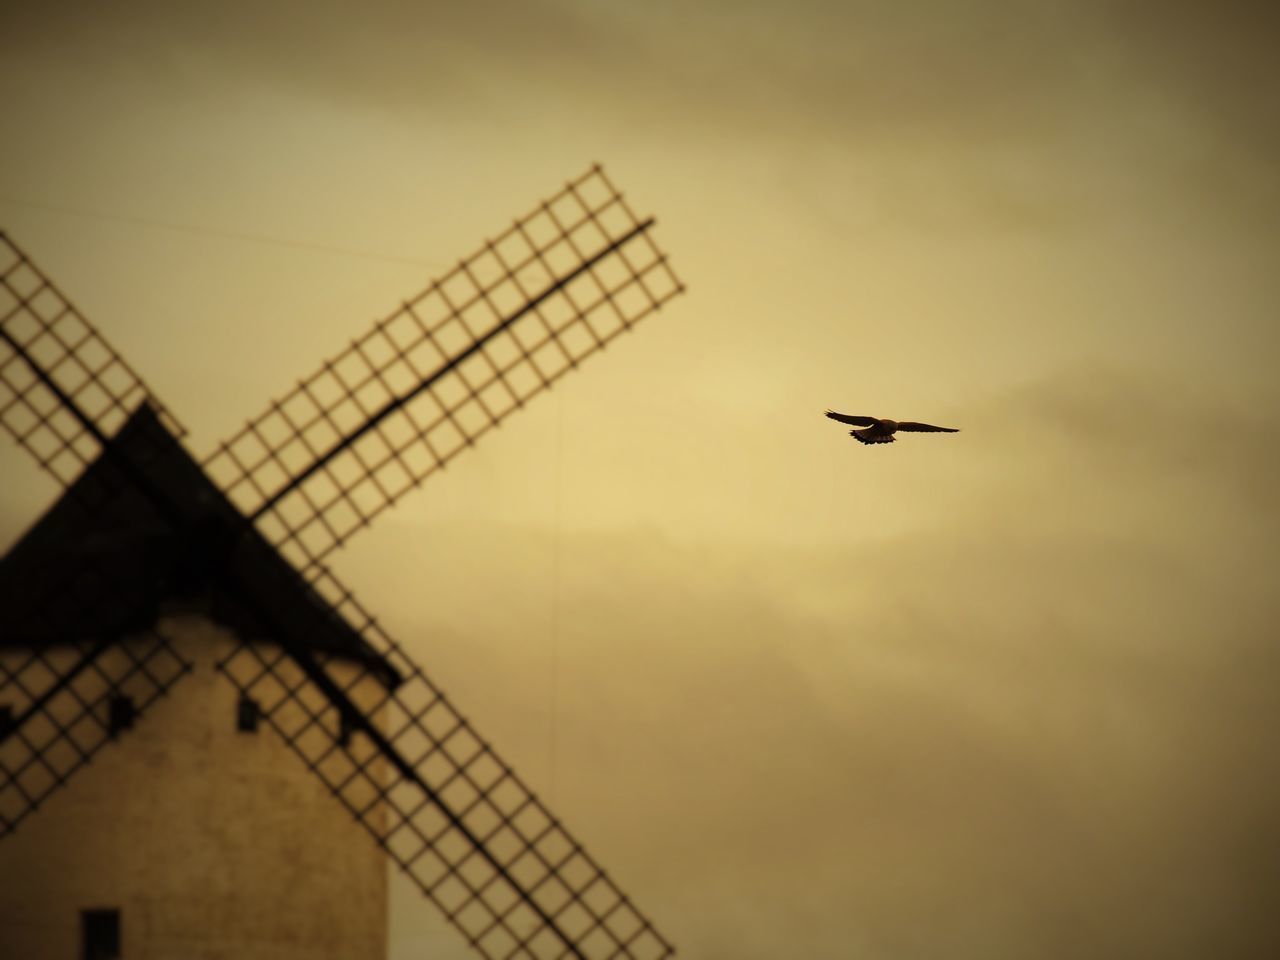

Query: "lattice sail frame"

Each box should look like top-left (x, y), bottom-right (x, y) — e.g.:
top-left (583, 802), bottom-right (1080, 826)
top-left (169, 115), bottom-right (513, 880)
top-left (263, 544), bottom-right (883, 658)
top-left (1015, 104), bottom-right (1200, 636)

top-left (0, 563), bottom-right (189, 834)
top-left (0, 166), bottom-right (681, 958)
top-left (0, 233), bottom-right (193, 835)
top-left (206, 165), bottom-right (680, 958)
top-left (218, 564), bottom-right (674, 960)
top-left (203, 165), bottom-right (683, 576)
top-left (0, 232), bottom-right (184, 486)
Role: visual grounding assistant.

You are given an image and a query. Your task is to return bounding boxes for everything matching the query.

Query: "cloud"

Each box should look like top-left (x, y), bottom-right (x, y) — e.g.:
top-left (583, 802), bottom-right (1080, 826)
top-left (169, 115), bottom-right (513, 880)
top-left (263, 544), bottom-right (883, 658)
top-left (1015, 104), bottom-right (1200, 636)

top-left (364, 362), bottom-right (1279, 958)
top-left (3, 0), bottom-right (1276, 951)
top-left (12, 0), bottom-right (1277, 150)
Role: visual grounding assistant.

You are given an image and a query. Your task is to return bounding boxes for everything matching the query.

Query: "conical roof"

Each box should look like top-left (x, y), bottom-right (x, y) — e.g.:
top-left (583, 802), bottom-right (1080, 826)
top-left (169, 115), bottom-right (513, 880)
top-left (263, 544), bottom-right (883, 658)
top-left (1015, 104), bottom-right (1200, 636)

top-left (0, 404), bottom-right (393, 678)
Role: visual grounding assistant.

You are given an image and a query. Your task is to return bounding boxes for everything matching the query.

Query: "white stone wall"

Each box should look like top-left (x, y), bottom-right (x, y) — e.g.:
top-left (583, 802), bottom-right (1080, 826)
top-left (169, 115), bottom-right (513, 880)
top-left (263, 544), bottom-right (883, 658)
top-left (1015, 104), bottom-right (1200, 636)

top-left (0, 615), bottom-right (388, 960)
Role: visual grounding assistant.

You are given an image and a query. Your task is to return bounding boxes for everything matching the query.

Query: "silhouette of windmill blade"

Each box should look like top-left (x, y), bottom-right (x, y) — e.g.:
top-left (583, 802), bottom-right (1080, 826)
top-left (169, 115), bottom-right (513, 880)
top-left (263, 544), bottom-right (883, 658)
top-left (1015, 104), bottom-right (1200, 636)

top-left (199, 167), bottom-right (681, 957)
top-left (203, 165), bottom-right (684, 576)
top-left (0, 232), bottom-right (184, 488)
top-left (0, 587), bottom-right (190, 835)
top-left (218, 563), bottom-right (674, 959)
top-left (0, 165), bottom-right (681, 957)
top-left (0, 234), bottom-right (194, 835)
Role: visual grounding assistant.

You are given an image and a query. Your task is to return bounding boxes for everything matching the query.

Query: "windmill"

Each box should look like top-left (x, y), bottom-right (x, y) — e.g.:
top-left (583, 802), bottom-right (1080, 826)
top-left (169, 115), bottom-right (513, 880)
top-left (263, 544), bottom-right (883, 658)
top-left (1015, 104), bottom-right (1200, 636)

top-left (0, 165), bottom-right (684, 960)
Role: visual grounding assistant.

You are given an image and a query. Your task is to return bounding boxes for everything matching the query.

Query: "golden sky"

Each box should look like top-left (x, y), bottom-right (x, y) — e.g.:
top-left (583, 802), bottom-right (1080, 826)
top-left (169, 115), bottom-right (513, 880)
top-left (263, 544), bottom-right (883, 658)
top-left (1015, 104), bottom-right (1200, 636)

top-left (2, 1), bottom-right (1278, 956)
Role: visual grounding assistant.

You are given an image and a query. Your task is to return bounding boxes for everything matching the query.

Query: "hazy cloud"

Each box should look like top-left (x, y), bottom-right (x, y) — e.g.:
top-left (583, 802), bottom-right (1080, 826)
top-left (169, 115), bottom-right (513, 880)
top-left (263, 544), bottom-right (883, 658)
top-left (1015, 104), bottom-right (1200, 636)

top-left (344, 363), bottom-right (1280, 958)
top-left (2, 3), bottom-right (1275, 956)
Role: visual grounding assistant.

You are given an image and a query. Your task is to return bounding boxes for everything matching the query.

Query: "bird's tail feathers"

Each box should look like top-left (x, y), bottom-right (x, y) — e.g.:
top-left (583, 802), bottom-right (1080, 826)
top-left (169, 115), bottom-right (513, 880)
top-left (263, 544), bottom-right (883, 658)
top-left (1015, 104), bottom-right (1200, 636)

top-left (851, 428), bottom-right (894, 444)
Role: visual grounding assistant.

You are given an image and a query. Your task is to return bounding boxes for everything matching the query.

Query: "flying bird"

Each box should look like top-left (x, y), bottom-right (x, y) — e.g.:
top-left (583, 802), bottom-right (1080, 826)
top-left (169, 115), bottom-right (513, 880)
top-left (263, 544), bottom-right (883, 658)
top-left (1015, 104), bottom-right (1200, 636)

top-left (825, 411), bottom-right (960, 445)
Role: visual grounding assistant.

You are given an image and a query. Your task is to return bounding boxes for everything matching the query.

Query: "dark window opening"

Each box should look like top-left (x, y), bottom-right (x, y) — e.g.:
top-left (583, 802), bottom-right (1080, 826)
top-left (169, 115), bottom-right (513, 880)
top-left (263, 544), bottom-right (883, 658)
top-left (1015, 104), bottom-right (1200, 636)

top-left (82, 908), bottom-right (121, 960)
top-left (338, 711), bottom-right (357, 748)
top-left (237, 696), bottom-right (260, 733)
top-left (107, 696), bottom-right (134, 737)
top-left (0, 704), bottom-right (13, 738)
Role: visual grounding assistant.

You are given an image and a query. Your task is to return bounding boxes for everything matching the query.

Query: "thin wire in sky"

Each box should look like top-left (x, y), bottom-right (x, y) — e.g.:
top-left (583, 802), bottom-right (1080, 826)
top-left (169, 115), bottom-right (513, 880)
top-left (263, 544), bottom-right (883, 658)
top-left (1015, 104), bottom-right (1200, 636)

top-left (0, 195), bottom-right (443, 267)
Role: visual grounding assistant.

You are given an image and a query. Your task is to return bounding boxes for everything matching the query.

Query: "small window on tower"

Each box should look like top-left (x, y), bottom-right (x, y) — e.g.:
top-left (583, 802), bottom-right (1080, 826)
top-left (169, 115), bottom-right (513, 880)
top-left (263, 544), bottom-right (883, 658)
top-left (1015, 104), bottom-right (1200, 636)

top-left (82, 908), bottom-right (121, 960)
top-left (338, 711), bottom-right (357, 748)
top-left (107, 696), bottom-right (134, 737)
top-left (237, 696), bottom-right (260, 733)
top-left (0, 704), bottom-right (13, 737)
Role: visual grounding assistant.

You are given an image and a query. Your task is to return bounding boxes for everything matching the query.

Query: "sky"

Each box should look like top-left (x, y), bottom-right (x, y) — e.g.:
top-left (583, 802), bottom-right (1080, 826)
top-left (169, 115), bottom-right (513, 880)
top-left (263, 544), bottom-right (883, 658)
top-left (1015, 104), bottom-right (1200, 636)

top-left (2, 1), bottom-right (1278, 957)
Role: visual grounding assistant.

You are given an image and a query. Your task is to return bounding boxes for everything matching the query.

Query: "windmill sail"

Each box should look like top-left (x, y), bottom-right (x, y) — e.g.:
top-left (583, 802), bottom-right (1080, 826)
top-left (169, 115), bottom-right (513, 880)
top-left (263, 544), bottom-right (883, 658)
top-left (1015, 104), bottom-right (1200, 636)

top-left (0, 617), bottom-right (190, 836)
top-left (203, 165), bottom-right (684, 576)
top-left (0, 166), bottom-right (682, 957)
top-left (0, 552), bottom-right (191, 836)
top-left (202, 165), bottom-right (681, 957)
top-left (219, 563), bottom-right (675, 959)
top-left (0, 232), bottom-right (184, 487)
top-left (0, 235), bottom-right (193, 834)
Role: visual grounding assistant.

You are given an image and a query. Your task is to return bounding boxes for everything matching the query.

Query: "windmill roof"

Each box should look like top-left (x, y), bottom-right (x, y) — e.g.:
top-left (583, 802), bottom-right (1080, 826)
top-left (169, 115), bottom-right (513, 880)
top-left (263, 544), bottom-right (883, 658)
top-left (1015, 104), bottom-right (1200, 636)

top-left (0, 404), bottom-right (395, 679)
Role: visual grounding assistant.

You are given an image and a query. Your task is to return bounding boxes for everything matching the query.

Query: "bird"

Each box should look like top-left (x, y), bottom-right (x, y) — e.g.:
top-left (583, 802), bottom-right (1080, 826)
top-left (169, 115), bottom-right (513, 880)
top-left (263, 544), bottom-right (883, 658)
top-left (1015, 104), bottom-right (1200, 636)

top-left (825, 411), bottom-right (959, 445)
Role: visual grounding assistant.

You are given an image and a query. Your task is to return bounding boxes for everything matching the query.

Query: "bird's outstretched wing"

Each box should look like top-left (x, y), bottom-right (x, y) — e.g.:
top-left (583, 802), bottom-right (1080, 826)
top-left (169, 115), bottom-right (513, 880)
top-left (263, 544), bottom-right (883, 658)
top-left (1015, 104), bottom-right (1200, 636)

top-left (825, 411), bottom-right (878, 427)
top-left (897, 422), bottom-right (960, 433)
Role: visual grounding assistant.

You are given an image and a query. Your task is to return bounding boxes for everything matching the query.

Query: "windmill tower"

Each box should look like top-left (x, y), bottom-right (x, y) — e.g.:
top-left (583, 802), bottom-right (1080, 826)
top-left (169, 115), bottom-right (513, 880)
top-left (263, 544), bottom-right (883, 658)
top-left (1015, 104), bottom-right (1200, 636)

top-left (0, 166), bottom-right (684, 960)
